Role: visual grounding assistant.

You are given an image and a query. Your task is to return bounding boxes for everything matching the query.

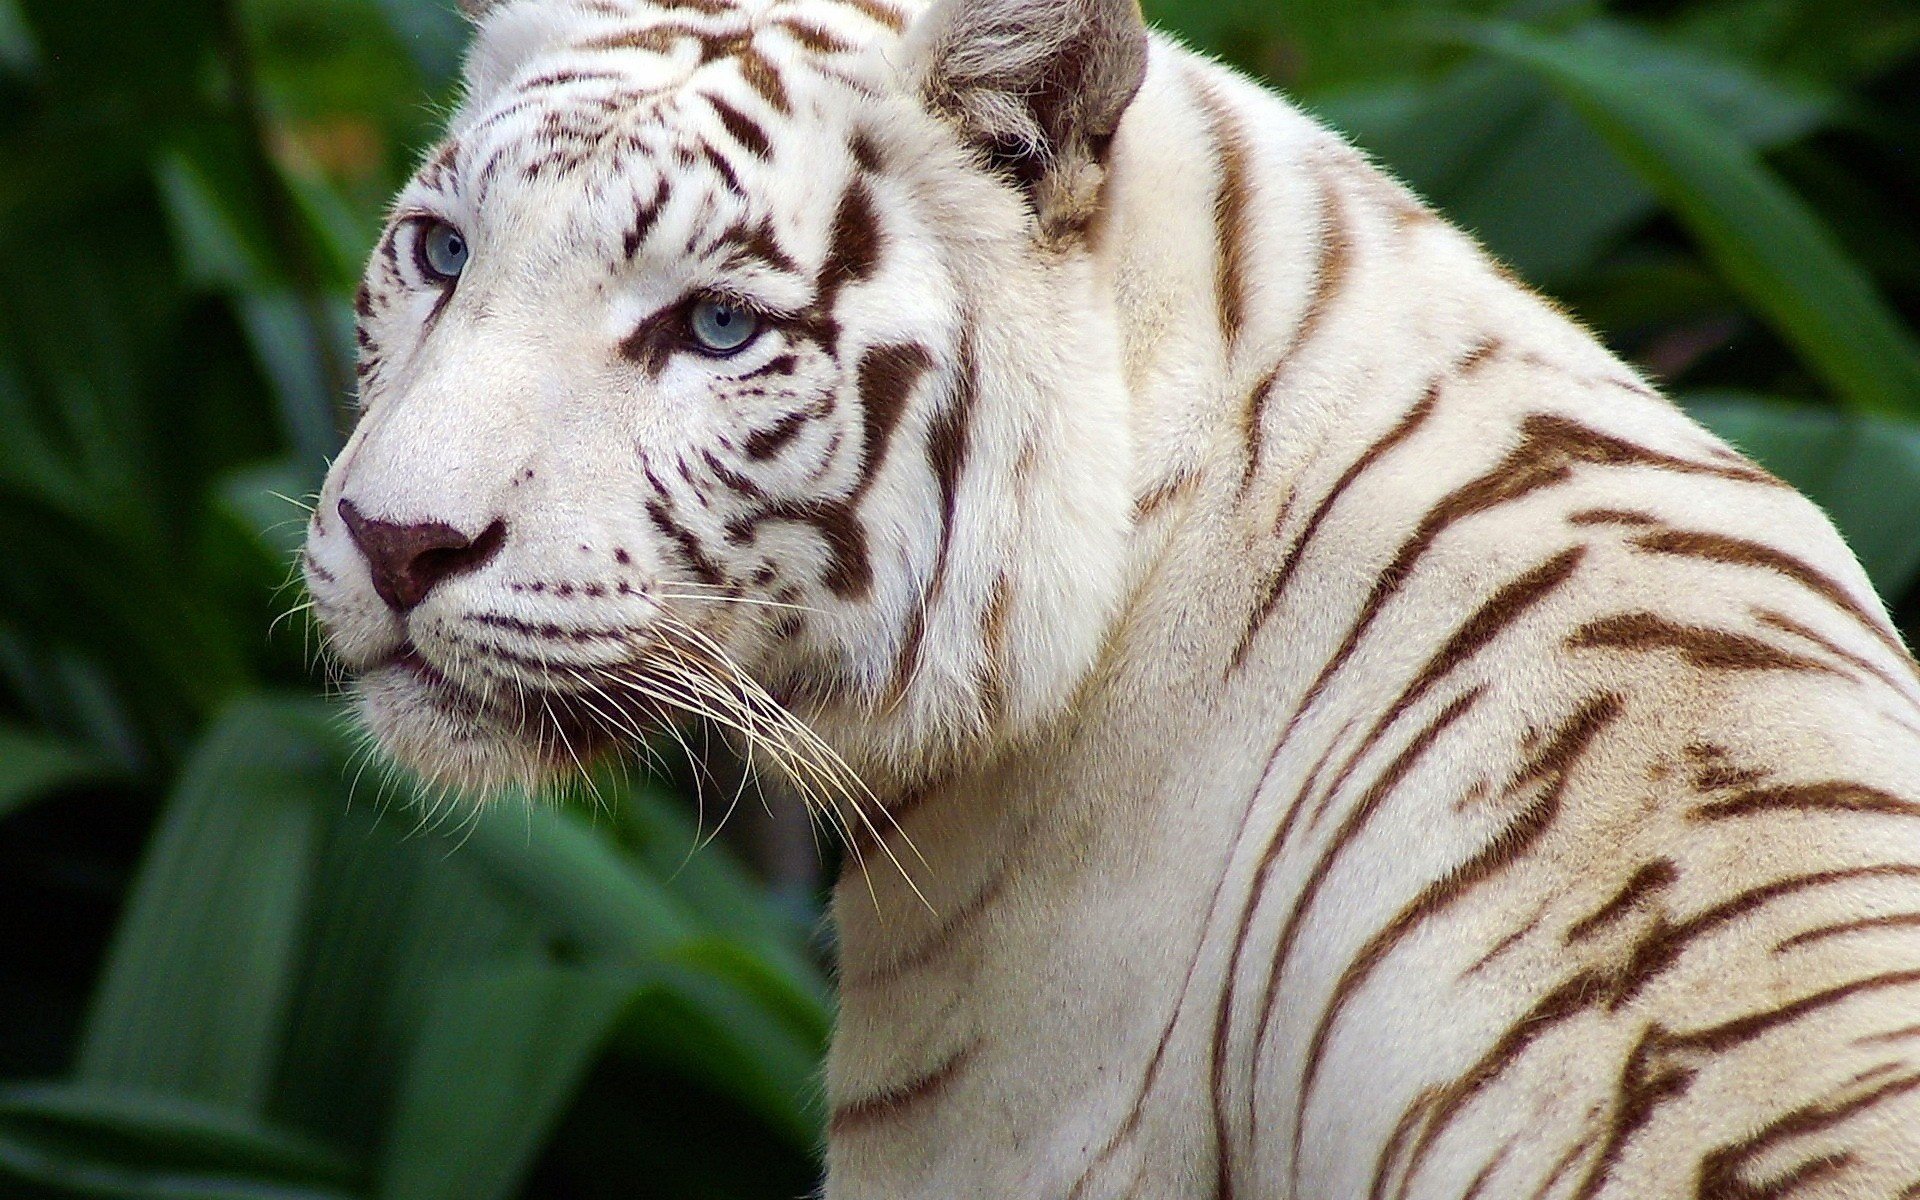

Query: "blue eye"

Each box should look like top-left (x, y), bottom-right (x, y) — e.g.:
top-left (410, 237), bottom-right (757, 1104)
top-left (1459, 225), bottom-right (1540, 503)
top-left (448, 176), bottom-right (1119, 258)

top-left (419, 220), bottom-right (469, 281)
top-left (687, 297), bottom-right (760, 355)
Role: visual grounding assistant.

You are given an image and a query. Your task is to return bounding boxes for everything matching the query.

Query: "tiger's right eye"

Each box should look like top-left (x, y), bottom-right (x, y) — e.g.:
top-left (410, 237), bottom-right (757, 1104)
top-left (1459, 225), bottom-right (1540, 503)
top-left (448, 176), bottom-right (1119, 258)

top-left (417, 220), bottom-right (469, 282)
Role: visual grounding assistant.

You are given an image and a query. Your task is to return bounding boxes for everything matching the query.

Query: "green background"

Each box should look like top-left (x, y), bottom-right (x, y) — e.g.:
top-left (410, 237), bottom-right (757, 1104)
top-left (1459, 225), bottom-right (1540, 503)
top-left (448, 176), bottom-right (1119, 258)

top-left (0, 0), bottom-right (1916, 1195)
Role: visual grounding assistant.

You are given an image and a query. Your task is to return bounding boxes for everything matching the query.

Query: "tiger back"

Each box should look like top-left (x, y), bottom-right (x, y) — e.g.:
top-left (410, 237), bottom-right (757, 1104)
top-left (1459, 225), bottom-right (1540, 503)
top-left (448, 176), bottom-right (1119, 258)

top-left (300, 0), bottom-right (1920, 1195)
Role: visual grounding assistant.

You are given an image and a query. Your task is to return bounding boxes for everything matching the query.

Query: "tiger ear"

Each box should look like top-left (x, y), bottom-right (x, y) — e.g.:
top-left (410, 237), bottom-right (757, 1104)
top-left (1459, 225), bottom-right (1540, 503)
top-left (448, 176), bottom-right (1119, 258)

top-left (904, 0), bottom-right (1149, 238)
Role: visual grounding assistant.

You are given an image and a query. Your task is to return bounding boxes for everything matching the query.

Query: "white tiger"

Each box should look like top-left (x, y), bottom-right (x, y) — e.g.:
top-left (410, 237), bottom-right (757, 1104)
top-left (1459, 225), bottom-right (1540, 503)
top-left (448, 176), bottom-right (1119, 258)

top-left (301, 0), bottom-right (1920, 1194)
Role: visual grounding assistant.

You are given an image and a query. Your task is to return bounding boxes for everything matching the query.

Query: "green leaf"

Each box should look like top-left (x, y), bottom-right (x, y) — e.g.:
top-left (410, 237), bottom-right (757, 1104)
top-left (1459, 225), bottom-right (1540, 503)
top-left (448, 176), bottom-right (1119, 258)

top-left (609, 957), bottom-right (823, 1151)
top-left (457, 798), bottom-right (698, 962)
top-left (1685, 392), bottom-right (1920, 601)
top-left (0, 1083), bottom-right (360, 1199)
top-left (0, 723), bottom-right (112, 822)
top-left (1443, 17), bottom-right (1920, 417)
top-left (0, 0), bottom-right (39, 75)
top-left (376, 961), bottom-right (637, 1200)
top-left (77, 697), bottom-right (337, 1113)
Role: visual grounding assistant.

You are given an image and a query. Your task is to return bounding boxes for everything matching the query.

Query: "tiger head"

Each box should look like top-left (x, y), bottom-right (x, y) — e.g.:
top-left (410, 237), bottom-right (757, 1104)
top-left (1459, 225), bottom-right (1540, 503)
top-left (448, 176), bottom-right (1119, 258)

top-left (303, 0), bottom-right (1152, 799)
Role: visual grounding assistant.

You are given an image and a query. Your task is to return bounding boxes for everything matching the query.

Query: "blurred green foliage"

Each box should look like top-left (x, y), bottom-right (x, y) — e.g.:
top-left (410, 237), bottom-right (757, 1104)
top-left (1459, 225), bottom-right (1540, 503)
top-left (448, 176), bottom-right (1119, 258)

top-left (0, 0), bottom-right (1914, 1196)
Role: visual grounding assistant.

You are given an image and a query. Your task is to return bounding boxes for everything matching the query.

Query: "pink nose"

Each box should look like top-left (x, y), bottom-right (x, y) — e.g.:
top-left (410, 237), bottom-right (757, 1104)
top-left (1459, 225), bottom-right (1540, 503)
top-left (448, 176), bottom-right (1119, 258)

top-left (337, 498), bottom-right (507, 613)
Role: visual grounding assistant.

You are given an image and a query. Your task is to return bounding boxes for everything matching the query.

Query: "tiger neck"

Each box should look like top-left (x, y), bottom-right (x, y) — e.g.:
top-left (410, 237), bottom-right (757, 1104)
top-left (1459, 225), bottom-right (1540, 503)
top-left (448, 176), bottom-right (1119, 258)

top-left (828, 45), bottom-right (1370, 1026)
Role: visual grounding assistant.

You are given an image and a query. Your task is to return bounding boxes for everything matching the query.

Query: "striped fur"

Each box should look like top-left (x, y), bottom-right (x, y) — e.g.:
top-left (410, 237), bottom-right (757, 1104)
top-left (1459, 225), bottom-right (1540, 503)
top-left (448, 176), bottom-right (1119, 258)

top-left (304, 0), bottom-right (1920, 1195)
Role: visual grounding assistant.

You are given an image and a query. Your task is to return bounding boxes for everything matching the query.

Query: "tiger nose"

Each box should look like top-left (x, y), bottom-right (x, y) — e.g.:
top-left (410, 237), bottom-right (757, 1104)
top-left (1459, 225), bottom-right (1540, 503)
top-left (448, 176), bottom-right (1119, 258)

top-left (337, 498), bottom-right (507, 613)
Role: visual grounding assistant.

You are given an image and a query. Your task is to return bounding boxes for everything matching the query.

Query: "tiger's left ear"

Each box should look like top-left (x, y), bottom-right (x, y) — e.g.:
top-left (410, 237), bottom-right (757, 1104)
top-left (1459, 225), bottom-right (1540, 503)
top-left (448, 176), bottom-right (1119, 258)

top-left (904, 0), bottom-right (1149, 240)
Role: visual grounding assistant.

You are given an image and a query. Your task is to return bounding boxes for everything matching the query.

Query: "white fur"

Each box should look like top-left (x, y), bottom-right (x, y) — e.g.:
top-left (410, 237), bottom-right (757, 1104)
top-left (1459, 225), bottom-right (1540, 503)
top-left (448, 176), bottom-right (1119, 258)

top-left (306, 0), bottom-right (1920, 1195)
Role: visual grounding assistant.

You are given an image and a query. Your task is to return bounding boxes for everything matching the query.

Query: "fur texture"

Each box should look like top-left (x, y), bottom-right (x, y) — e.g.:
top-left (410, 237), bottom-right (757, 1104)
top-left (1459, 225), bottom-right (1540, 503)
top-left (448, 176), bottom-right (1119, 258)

top-left (305, 0), bottom-right (1920, 1195)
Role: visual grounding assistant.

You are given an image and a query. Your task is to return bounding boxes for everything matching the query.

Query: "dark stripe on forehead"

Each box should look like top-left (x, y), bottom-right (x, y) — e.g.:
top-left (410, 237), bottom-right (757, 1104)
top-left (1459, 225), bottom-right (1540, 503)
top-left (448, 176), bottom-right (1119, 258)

top-left (829, 0), bottom-right (907, 32)
top-left (717, 217), bottom-right (801, 276)
top-left (520, 68), bottom-right (626, 91)
top-left (698, 140), bottom-right (743, 194)
top-left (734, 45), bottom-right (792, 113)
top-left (704, 92), bottom-right (771, 158)
top-left (818, 177), bottom-right (883, 305)
top-left (774, 17), bottom-right (856, 54)
top-left (625, 176), bottom-right (671, 258)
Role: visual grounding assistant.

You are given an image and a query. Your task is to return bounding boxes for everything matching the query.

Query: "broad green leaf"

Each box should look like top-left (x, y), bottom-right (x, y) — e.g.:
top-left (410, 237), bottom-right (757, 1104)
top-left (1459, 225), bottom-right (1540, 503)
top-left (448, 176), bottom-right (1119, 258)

top-left (0, 1084), bottom-right (359, 1198)
top-left (613, 777), bottom-right (828, 1009)
top-left (235, 294), bottom-right (348, 472)
top-left (1685, 392), bottom-right (1920, 602)
top-left (1444, 17), bottom-right (1920, 417)
top-left (1421, 20), bottom-right (1831, 284)
top-left (77, 697), bottom-right (336, 1112)
top-left (271, 799), bottom-right (546, 1156)
top-left (458, 798), bottom-right (698, 961)
top-left (216, 460), bottom-right (319, 568)
top-left (0, 723), bottom-right (112, 822)
top-left (377, 961), bottom-right (636, 1200)
top-left (610, 958), bottom-right (823, 1150)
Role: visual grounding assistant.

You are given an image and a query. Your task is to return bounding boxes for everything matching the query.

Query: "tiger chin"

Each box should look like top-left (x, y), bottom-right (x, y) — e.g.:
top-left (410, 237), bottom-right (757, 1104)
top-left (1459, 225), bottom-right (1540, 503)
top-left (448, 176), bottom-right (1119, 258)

top-left (304, 0), bottom-right (1920, 1195)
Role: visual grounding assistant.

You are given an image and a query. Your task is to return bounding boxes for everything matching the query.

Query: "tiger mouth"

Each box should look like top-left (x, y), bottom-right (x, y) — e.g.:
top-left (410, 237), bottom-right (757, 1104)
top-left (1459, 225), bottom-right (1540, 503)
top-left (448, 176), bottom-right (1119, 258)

top-left (371, 642), bottom-right (631, 768)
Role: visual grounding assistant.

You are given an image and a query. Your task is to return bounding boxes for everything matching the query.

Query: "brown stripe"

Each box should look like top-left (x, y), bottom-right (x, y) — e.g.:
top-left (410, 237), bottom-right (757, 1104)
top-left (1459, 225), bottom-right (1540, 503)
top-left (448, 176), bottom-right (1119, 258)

top-left (645, 498), bottom-right (725, 587)
top-left (1611, 865), bottom-right (1920, 1013)
top-left (1754, 608), bottom-right (1916, 700)
top-left (1369, 1090), bottom-right (1440, 1200)
top-left (826, 0), bottom-right (906, 32)
top-left (842, 862), bottom-right (1014, 988)
top-left (1277, 409), bottom-right (1779, 732)
top-left (734, 45), bottom-right (791, 114)
top-left (773, 17), bottom-right (855, 54)
top-left (1686, 969), bottom-right (1920, 1054)
top-left (1566, 859), bottom-right (1679, 943)
top-left (1458, 1142), bottom-right (1512, 1200)
top-left (728, 497), bottom-right (868, 598)
top-left (703, 92), bottom-right (770, 158)
top-left (893, 337), bottom-right (978, 702)
top-left (518, 68), bottom-right (623, 90)
top-left (1297, 694), bottom-right (1622, 1192)
top-left (701, 451), bottom-right (764, 499)
top-left (1700, 1074), bottom-right (1920, 1199)
top-left (829, 1040), bottom-right (977, 1134)
top-left (1193, 76), bottom-right (1253, 350)
top-left (1300, 546), bottom-right (1587, 844)
top-left (818, 176), bottom-right (883, 306)
top-left (1239, 166), bottom-right (1355, 492)
top-left (1569, 611), bottom-right (1842, 675)
top-left (742, 406), bottom-right (816, 460)
top-left (1133, 470), bottom-right (1201, 521)
top-left (716, 216), bottom-right (799, 276)
top-left (853, 342), bottom-right (932, 496)
top-left (624, 177), bottom-right (670, 258)
top-left (976, 572), bottom-right (1013, 723)
top-left (1568, 1031), bottom-right (1695, 1200)
top-left (697, 140), bottom-right (742, 194)
top-left (1230, 371), bottom-right (1447, 673)
top-left (1531, 1136), bottom-right (1596, 1200)
top-left (1857, 1021), bottom-right (1920, 1046)
top-left (1776, 910), bottom-right (1920, 952)
top-left (574, 26), bottom-right (684, 53)
top-left (1249, 689), bottom-right (1488, 1150)
top-left (1459, 906), bottom-right (1546, 978)
top-left (1628, 526), bottom-right (1912, 667)
top-left (1212, 730), bottom-right (1352, 1199)
top-left (1567, 507), bottom-right (1660, 527)
top-left (1692, 780), bottom-right (1919, 822)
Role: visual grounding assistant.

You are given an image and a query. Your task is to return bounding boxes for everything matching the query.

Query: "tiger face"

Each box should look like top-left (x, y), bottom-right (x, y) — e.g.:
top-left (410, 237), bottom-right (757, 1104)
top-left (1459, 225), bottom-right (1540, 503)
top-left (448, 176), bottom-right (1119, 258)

top-left (303, 0), bottom-right (1150, 796)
